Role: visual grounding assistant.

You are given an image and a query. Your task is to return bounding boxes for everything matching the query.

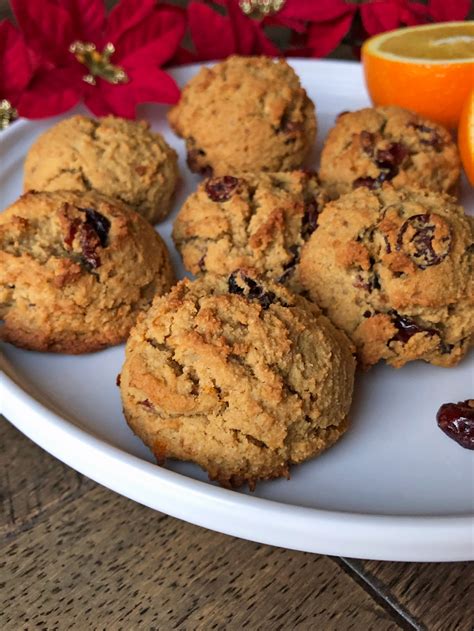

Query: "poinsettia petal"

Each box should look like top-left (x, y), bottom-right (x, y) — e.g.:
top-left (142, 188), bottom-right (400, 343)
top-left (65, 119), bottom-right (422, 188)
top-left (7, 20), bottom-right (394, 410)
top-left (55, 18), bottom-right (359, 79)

top-left (58, 0), bottom-right (106, 43)
top-left (307, 12), bottom-right (354, 57)
top-left (429, 0), bottom-right (470, 20)
top-left (0, 21), bottom-right (32, 99)
top-left (188, 2), bottom-right (236, 60)
top-left (83, 87), bottom-right (125, 117)
top-left (279, 0), bottom-right (354, 21)
top-left (360, 2), bottom-right (401, 35)
top-left (16, 67), bottom-right (80, 118)
top-left (226, 0), bottom-right (279, 55)
top-left (115, 6), bottom-right (186, 67)
top-left (171, 46), bottom-right (199, 66)
top-left (106, 0), bottom-right (156, 42)
top-left (89, 67), bottom-right (179, 119)
top-left (11, 0), bottom-right (74, 63)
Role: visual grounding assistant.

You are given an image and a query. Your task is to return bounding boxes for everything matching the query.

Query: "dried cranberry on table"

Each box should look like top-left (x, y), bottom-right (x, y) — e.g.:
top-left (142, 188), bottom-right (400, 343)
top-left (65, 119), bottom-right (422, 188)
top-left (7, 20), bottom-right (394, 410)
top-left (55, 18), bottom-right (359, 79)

top-left (437, 400), bottom-right (474, 450)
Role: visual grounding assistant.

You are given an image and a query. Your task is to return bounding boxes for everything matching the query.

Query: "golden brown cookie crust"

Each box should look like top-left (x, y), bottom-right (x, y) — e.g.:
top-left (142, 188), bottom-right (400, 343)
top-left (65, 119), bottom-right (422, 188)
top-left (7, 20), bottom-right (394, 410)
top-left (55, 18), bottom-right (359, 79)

top-left (298, 185), bottom-right (473, 369)
top-left (168, 56), bottom-right (317, 175)
top-left (120, 272), bottom-right (355, 488)
top-left (320, 106), bottom-right (460, 198)
top-left (24, 115), bottom-right (179, 224)
top-left (172, 171), bottom-right (325, 289)
top-left (0, 190), bottom-right (175, 353)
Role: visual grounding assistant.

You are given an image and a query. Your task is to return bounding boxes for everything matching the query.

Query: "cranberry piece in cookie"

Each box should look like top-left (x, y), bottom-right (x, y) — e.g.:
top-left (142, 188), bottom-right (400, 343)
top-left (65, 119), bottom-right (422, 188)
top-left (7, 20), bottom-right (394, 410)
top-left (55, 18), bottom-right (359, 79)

top-left (437, 400), bottom-right (474, 450)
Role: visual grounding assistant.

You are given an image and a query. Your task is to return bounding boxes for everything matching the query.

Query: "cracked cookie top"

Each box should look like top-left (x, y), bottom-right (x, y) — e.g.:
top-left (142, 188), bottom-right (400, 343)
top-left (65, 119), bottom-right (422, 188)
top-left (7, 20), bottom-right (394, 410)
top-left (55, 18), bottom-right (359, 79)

top-left (168, 56), bottom-right (317, 175)
top-left (298, 185), bottom-right (474, 369)
top-left (320, 106), bottom-right (460, 198)
top-left (0, 190), bottom-right (175, 353)
top-left (120, 271), bottom-right (355, 488)
top-left (23, 115), bottom-right (179, 224)
top-left (172, 171), bottom-right (325, 289)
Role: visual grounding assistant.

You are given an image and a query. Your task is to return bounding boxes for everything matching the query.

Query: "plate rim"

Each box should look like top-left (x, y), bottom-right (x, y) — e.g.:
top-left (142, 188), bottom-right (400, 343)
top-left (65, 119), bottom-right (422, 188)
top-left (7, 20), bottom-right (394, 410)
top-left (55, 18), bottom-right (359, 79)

top-left (2, 358), bottom-right (473, 562)
top-left (1, 58), bottom-right (473, 562)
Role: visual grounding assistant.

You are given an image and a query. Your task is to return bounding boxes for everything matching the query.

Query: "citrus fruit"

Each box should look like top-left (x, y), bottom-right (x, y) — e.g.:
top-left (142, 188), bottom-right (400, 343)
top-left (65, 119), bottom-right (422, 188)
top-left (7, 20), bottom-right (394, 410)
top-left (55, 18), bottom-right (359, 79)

top-left (458, 89), bottom-right (474, 185)
top-left (362, 22), bottom-right (474, 128)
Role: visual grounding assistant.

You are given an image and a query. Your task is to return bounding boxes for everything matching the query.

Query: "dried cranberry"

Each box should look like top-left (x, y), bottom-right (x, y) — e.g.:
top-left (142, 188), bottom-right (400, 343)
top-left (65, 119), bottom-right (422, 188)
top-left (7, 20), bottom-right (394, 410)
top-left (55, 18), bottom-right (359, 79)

top-left (139, 399), bottom-right (155, 410)
top-left (64, 218), bottom-right (81, 248)
top-left (397, 214), bottom-right (451, 269)
top-left (187, 148), bottom-right (213, 176)
top-left (198, 255), bottom-right (206, 272)
top-left (278, 112), bottom-right (303, 134)
top-left (79, 222), bottom-right (101, 270)
top-left (353, 176), bottom-right (377, 190)
top-left (301, 198), bottom-right (320, 240)
top-left (359, 130), bottom-right (375, 155)
top-left (227, 271), bottom-right (277, 310)
top-left (363, 310), bottom-right (372, 318)
top-left (408, 122), bottom-right (444, 150)
top-left (439, 341), bottom-right (454, 355)
top-left (81, 208), bottom-right (110, 247)
top-left (389, 310), bottom-right (438, 344)
top-left (205, 176), bottom-right (240, 202)
top-left (437, 400), bottom-right (474, 450)
top-left (278, 245), bottom-right (300, 283)
top-left (375, 142), bottom-right (408, 168)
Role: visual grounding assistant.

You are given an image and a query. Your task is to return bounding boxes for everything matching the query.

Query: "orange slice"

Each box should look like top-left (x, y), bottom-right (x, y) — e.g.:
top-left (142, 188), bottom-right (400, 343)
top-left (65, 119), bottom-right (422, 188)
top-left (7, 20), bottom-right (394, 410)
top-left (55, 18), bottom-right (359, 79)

top-left (362, 22), bottom-right (474, 128)
top-left (458, 89), bottom-right (474, 185)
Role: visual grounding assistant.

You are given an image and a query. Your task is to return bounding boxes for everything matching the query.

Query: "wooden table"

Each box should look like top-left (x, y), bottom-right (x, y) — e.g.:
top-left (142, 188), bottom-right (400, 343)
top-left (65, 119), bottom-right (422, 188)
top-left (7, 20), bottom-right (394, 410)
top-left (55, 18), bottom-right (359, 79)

top-left (1, 419), bottom-right (472, 630)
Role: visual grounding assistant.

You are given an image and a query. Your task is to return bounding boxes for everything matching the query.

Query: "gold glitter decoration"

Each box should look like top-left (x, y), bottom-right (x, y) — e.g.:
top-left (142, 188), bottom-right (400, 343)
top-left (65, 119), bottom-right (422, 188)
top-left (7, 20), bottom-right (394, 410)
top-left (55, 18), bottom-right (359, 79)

top-left (239, 0), bottom-right (285, 20)
top-left (69, 41), bottom-right (128, 86)
top-left (0, 99), bottom-right (18, 130)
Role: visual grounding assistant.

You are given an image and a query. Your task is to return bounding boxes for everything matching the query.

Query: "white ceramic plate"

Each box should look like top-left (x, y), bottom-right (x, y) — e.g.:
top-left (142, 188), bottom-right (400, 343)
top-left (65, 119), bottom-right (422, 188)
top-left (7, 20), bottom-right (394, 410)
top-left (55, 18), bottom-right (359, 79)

top-left (1, 60), bottom-right (473, 562)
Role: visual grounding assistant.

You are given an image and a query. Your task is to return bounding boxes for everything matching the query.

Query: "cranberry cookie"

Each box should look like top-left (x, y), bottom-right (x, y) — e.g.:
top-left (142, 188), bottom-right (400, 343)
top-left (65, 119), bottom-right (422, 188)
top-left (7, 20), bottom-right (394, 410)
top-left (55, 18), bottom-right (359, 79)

top-left (120, 271), bottom-right (355, 488)
top-left (24, 115), bottom-right (179, 224)
top-left (0, 191), bottom-right (175, 353)
top-left (168, 56), bottom-right (316, 175)
top-left (172, 171), bottom-right (325, 287)
top-left (298, 186), bottom-right (473, 369)
top-left (320, 106), bottom-right (460, 198)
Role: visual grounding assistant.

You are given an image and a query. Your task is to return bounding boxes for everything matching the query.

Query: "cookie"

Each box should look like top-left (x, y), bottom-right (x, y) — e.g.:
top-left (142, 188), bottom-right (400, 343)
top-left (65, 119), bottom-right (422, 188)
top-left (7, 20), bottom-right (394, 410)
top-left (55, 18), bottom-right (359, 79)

top-left (24, 115), bottom-right (179, 224)
top-left (320, 106), bottom-right (460, 198)
top-left (0, 190), bottom-right (175, 353)
top-left (298, 185), bottom-right (473, 369)
top-left (120, 271), bottom-right (355, 488)
top-left (172, 171), bottom-right (325, 287)
top-left (168, 55), bottom-right (316, 176)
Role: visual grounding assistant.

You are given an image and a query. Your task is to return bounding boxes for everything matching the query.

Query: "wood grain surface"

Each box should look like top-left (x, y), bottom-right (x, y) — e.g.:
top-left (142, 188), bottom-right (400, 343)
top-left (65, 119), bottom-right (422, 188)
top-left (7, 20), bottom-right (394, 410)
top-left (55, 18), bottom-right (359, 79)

top-left (1, 419), bottom-right (473, 630)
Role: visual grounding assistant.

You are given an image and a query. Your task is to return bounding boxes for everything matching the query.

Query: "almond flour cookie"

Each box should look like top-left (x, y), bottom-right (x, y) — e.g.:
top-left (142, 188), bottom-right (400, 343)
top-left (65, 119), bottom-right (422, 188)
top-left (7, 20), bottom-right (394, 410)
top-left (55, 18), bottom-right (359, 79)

top-left (120, 271), bottom-right (355, 488)
top-left (24, 115), bottom-right (179, 224)
top-left (168, 56), bottom-right (316, 176)
top-left (0, 191), bottom-right (175, 353)
top-left (320, 106), bottom-right (460, 198)
top-left (172, 171), bottom-right (325, 287)
top-left (298, 186), bottom-right (473, 369)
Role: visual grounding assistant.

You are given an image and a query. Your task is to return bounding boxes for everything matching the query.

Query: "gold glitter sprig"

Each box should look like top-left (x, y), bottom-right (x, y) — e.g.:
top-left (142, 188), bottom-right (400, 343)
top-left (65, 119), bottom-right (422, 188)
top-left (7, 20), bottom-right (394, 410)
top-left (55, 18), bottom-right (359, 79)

top-left (239, 0), bottom-right (285, 20)
top-left (0, 100), bottom-right (18, 130)
top-left (69, 41), bottom-right (128, 86)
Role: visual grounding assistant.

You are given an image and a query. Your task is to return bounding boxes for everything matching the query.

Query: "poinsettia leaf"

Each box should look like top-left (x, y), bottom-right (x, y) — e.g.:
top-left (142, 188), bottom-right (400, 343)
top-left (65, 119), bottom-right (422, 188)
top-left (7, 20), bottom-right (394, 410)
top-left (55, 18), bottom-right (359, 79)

top-left (307, 13), bottom-right (354, 57)
top-left (429, 0), bottom-right (470, 20)
top-left (11, 0), bottom-right (74, 63)
top-left (58, 0), bottom-right (106, 43)
top-left (171, 46), bottom-right (199, 66)
top-left (0, 21), bottom-right (32, 98)
top-left (115, 6), bottom-right (186, 67)
top-left (83, 86), bottom-right (127, 117)
top-left (106, 0), bottom-right (156, 43)
top-left (16, 67), bottom-right (80, 118)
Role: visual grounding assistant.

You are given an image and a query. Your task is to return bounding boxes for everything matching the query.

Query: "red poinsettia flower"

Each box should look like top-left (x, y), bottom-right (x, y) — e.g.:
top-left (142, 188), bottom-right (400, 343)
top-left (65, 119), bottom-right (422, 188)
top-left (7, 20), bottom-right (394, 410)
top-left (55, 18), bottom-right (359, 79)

top-left (0, 20), bottom-right (32, 121)
top-left (11, 0), bottom-right (186, 119)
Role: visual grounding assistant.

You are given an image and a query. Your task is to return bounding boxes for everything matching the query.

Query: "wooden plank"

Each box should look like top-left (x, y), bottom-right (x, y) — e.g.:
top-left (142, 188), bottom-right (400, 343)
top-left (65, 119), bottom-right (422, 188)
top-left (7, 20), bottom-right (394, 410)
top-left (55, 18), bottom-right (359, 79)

top-left (0, 484), bottom-right (404, 630)
top-left (0, 418), bottom-right (94, 536)
top-left (347, 559), bottom-right (474, 631)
